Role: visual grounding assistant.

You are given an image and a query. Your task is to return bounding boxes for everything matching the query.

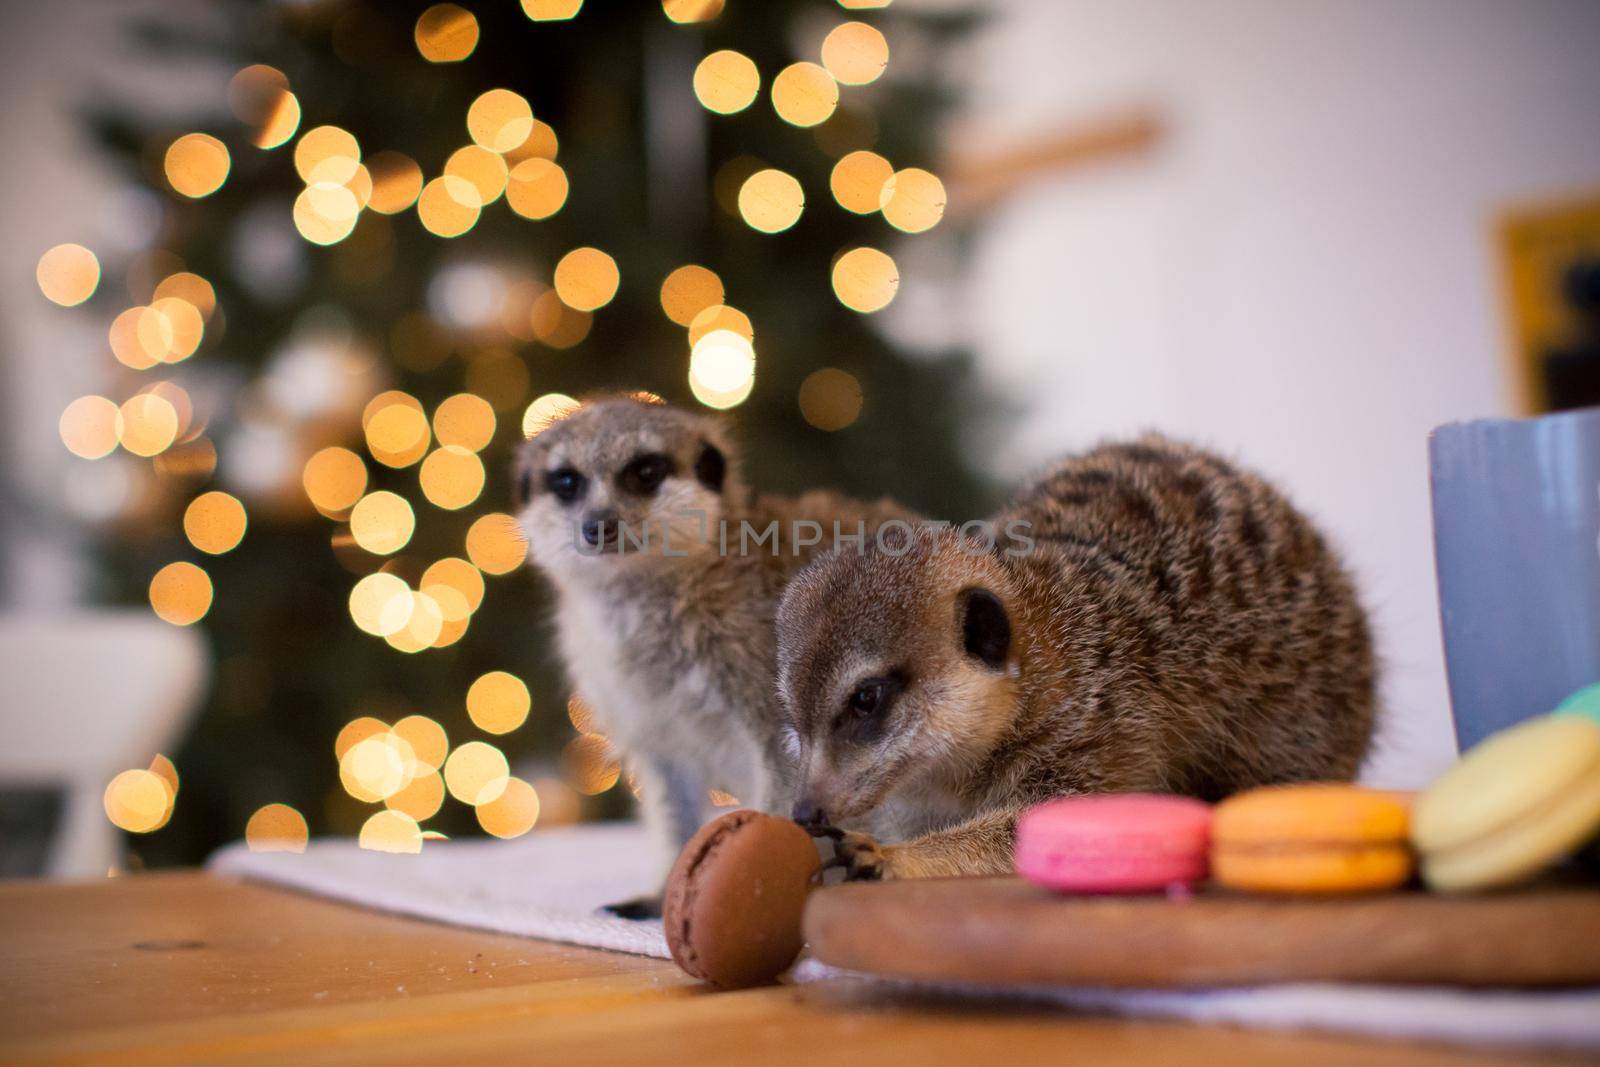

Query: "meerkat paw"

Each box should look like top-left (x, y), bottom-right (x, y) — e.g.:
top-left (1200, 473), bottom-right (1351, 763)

top-left (831, 831), bottom-right (889, 881)
top-left (602, 893), bottom-right (663, 920)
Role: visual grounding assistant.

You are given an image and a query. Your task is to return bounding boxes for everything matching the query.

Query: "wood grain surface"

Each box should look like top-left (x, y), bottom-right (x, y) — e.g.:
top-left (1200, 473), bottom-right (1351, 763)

top-left (805, 875), bottom-right (1600, 988)
top-left (0, 871), bottom-right (1579, 1066)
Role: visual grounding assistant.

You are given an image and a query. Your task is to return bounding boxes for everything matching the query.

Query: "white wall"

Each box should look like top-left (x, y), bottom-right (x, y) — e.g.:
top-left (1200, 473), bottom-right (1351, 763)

top-left (916, 0), bottom-right (1600, 786)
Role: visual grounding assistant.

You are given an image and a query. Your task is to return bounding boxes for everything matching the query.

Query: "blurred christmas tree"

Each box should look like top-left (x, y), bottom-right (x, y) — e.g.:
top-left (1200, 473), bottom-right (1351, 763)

top-left (63, 0), bottom-right (991, 864)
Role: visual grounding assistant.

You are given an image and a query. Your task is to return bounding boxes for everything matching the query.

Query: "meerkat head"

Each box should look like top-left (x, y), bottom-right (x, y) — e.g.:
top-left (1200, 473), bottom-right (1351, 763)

top-left (512, 395), bottom-right (741, 580)
top-left (776, 530), bottom-right (1021, 829)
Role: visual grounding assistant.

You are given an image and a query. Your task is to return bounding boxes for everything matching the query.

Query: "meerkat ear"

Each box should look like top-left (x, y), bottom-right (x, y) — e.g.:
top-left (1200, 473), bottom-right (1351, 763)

top-left (694, 442), bottom-right (726, 492)
top-left (960, 588), bottom-right (1011, 669)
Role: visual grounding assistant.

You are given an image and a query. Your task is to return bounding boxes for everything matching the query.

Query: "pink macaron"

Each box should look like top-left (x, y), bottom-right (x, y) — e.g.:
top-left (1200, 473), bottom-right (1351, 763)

top-left (1015, 794), bottom-right (1213, 893)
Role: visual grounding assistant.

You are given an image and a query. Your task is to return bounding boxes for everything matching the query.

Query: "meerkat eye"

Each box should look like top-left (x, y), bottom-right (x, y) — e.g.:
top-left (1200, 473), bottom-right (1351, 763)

top-left (848, 683), bottom-right (886, 715)
top-left (835, 674), bottom-right (903, 741)
top-left (544, 467), bottom-right (586, 504)
top-left (619, 453), bottom-right (673, 496)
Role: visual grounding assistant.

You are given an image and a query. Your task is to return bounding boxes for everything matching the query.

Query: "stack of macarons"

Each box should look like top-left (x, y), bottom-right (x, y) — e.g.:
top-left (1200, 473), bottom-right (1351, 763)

top-left (1016, 680), bottom-right (1600, 897)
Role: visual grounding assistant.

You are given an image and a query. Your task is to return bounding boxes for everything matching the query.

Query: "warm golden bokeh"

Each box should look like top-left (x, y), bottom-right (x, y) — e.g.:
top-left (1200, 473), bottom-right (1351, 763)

top-left (153, 273), bottom-right (217, 320)
top-left (567, 693), bottom-right (597, 733)
top-left (36, 243), bottom-right (100, 307)
top-left (467, 88), bottom-right (535, 153)
top-left (148, 754), bottom-right (180, 799)
top-left (520, 392), bottom-right (580, 439)
top-left (693, 50), bottom-right (760, 115)
top-left (708, 789), bottom-right (741, 807)
top-left (528, 291), bottom-right (592, 349)
top-left (334, 716), bottom-right (390, 760)
top-left (505, 158), bottom-right (569, 220)
top-left (738, 168), bottom-right (805, 234)
top-left (659, 265), bottom-right (725, 327)
top-left (798, 367), bottom-right (865, 431)
top-left (366, 151), bottom-right (424, 214)
top-left (444, 145), bottom-right (509, 206)
top-left (59, 395), bottom-right (122, 460)
top-left (245, 803), bottom-right (309, 853)
top-left (385, 769), bottom-right (445, 821)
top-left (164, 134), bottom-right (231, 198)
top-left (349, 491), bottom-right (416, 555)
top-left (662, 0), bottom-right (724, 23)
top-left (303, 446), bottom-right (369, 516)
top-left (149, 561), bottom-right (213, 626)
top-left (118, 393), bottom-right (180, 457)
top-left (476, 776), bottom-right (541, 838)
top-left (418, 445), bottom-right (486, 510)
top-left (689, 329), bottom-right (756, 410)
top-left (108, 307), bottom-right (158, 370)
top-left (104, 769), bottom-right (174, 834)
top-left (393, 715), bottom-right (450, 771)
top-left (252, 90), bottom-right (302, 150)
top-left (553, 247), bottom-right (620, 312)
top-left (771, 62), bottom-right (839, 127)
top-left (365, 400), bottom-right (431, 468)
top-left (562, 733), bottom-right (621, 795)
top-left (417, 175), bottom-right (482, 238)
top-left (879, 166), bottom-right (947, 233)
top-left (687, 304), bottom-right (754, 346)
top-left (444, 740), bottom-right (511, 805)
top-left (432, 393), bottom-right (497, 452)
top-left (831, 246), bottom-right (899, 312)
top-left (183, 491), bottom-right (248, 554)
top-left (227, 64), bottom-right (288, 122)
top-left (465, 513), bottom-right (529, 574)
top-left (821, 21), bottom-right (890, 85)
top-left (505, 119), bottom-right (560, 164)
top-left (421, 557), bottom-right (485, 619)
top-left (521, 0), bottom-right (583, 20)
top-left (830, 150), bottom-right (893, 214)
top-left (293, 184), bottom-right (360, 246)
top-left (348, 573), bottom-right (412, 636)
top-left (147, 297), bottom-right (205, 363)
top-left (414, 3), bottom-right (479, 63)
top-left (359, 810), bottom-right (423, 853)
top-left (340, 732), bottom-right (415, 802)
top-left (467, 670), bottom-right (532, 735)
top-left (294, 126), bottom-right (361, 185)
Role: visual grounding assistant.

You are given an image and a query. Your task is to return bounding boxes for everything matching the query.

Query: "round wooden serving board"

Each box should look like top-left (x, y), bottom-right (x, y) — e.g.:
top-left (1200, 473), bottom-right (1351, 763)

top-left (803, 877), bottom-right (1600, 988)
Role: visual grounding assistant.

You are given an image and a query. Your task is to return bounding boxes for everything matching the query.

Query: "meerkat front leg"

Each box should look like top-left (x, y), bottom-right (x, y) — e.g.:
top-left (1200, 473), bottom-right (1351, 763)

top-left (836, 810), bottom-right (1018, 881)
top-left (603, 758), bottom-right (706, 919)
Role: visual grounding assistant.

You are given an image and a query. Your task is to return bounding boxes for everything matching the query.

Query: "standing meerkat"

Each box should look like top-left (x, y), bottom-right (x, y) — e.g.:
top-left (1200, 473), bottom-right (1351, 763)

top-left (514, 395), bottom-right (914, 914)
top-left (775, 435), bottom-right (1376, 879)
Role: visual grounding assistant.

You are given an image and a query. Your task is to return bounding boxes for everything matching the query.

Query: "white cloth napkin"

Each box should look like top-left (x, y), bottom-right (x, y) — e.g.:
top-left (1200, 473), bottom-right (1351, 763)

top-left (209, 822), bottom-right (1600, 1051)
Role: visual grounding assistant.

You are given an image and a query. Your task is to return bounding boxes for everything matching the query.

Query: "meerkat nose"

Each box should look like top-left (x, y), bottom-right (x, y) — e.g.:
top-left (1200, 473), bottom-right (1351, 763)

top-left (791, 799), bottom-right (828, 830)
top-left (581, 508), bottom-right (619, 548)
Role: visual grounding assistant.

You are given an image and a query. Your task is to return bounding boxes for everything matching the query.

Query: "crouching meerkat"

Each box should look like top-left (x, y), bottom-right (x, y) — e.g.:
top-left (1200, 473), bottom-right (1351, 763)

top-left (514, 395), bottom-right (916, 914)
top-left (775, 435), bottom-right (1376, 880)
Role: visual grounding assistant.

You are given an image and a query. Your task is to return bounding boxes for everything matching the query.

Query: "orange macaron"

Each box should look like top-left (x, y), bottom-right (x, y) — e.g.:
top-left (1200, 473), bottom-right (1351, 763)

top-left (1211, 783), bottom-right (1414, 893)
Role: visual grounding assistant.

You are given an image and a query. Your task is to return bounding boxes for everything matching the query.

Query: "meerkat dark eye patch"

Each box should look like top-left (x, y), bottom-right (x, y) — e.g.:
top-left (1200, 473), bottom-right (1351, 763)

top-left (618, 452), bottom-right (674, 496)
top-left (960, 588), bottom-right (1011, 669)
top-left (833, 673), bottom-right (904, 743)
top-left (694, 442), bottom-right (725, 493)
top-left (544, 467), bottom-right (586, 504)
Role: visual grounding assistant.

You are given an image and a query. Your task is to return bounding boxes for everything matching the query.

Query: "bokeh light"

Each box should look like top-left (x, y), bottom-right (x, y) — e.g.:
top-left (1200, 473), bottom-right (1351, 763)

top-left (465, 513), bottom-right (528, 574)
top-left (830, 150), bottom-right (893, 214)
top-left (567, 694), bottom-right (597, 732)
top-left (118, 393), bottom-right (179, 457)
top-left (505, 159), bottom-right (569, 220)
top-left (798, 367), bottom-right (864, 430)
top-left (252, 91), bottom-right (301, 150)
top-left (467, 89), bottom-right (535, 153)
top-left (147, 297), bottom-right (205, 363)
top-left (659, 265), bottom-right (724, 327)
top-left (149, 562), bottom-right (213, 626)
top-left (303, 446), bottom-right (369, 516)
top-left (415, 4), bottom-right (479, 63)
top-left (688, 329), bottom-right (756, 409)
top-left (394, 715), bottom-right (450, 771)
top-left (521, 0), bottom-right (583, 20)
top-left (349, 572), bottom-right (413, 636)
top-left (821, 22), bottom-right (889, 85)
top-left (359, 810), bottom-right (423, 853)
top-left (687, 304), bottom-right (753, 346)
top-left (505, 119), bottom-right (560, 164)
top-left (467, 670), bottom-right (531, 734)
top-left (335, 717), bottom-right (390, 760)
top-left (153, 273), bottom-right (217, 320)
top-left (663, 0), bottom-right (724, 22)
top-left (183, 491), bottom-right (248, 554)
top-left (771, 62), bottom-right (839, 128)
top-left (349, 491), bottom-right (416, 555)
top-left (563, 733), bottom-right (621, 795)
top-left (367, 151), bottom-right (424, 214)
top-left (432, 394), bottom-right (496, 452)
top-left (553, 247), bottom-right (619, 312)
top-left (528, 291), bottom-right (591, 348)
top-left (476, 776), bottom-right (540, 837)
top-left (293, 184), bottom-right (360, 246)
top-left (831, 246), bottom-right (899, 312)
top-left (738, 169), bottom-right (805, 234)
top-left (36, 243), bottom-right (100, 307)
top-left (443, 740), bottom-right (510, 805)
top-left (59, 396), bottom-right (121, 460)
top-left (418, 445), bottom-right (485, 510)
top-left (164, 134), bottom-right (230, 199)
top-left (294, 126), bottom-right (361, 186)
top-left (386, 769), bottom-right (445, 821)
top-left (521, 392), bottom-right (580, 438)
top-left (421, 557), bottom-right (485, 619)
top-left (365, 395), bottom-right (431, 468)
top-left (341, 732), bottom-right (414, 801)
top-left (880, 167), bottom-right (947, 233)
top-left (103, 769), bottom-right (173, 834)
top-left (245, 804), bottom-right (308, 852)
top-left (693, 50), bottom-right (760, 115)
top-left (417, 175), bottom-right (482, 238)
top-left (444, 145), bottom-right (509, 206)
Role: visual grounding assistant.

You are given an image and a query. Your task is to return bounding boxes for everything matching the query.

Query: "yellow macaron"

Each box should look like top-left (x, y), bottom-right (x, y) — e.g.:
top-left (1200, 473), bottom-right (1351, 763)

top-left (1211, 783), bottom-right (1414, 893)
top-left (1413, 714), bottom-right (1600, 892)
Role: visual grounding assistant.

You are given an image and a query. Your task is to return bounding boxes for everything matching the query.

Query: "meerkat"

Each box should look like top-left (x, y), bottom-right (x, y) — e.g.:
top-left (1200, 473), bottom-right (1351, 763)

top-left (514, 395), bottom-right (915, 914)
top-left (775, 434), bottom-right (1376, 880)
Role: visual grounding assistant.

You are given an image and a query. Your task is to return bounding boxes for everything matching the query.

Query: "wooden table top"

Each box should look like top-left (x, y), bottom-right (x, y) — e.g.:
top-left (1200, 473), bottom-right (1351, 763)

top-left (0, 872), bottom-right (1571, 1066)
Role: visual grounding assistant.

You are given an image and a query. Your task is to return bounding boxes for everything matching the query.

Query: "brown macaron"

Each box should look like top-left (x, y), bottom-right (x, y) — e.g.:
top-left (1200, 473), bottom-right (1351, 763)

top-left (662, 810), bottom-right (821, 989)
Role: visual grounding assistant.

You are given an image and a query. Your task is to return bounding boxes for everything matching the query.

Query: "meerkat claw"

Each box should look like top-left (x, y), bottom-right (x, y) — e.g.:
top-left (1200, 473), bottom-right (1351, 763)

top-left (836, 831), bottom-right (886, 881)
